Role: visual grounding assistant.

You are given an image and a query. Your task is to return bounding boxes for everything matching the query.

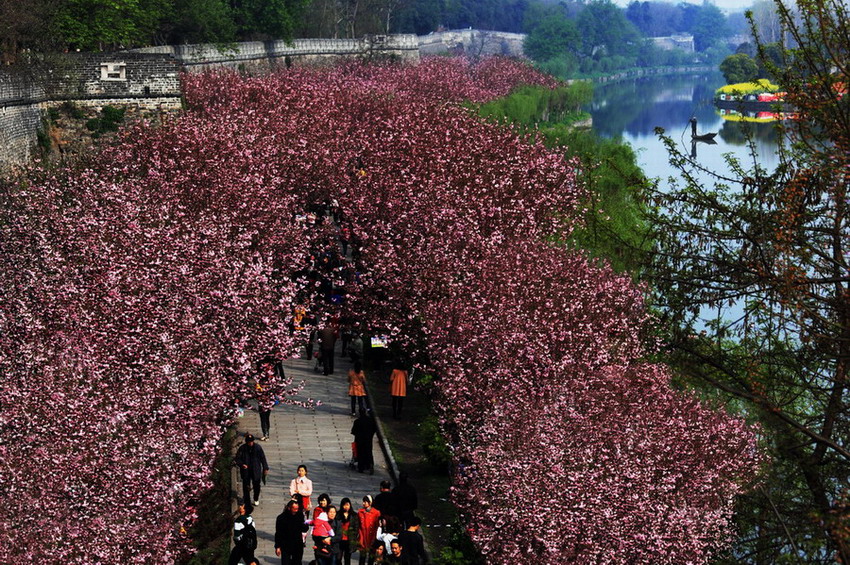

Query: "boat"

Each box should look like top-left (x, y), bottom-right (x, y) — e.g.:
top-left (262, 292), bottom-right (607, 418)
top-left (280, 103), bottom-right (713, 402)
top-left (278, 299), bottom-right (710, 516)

top-left (692, 132), bottom-right (717, 142)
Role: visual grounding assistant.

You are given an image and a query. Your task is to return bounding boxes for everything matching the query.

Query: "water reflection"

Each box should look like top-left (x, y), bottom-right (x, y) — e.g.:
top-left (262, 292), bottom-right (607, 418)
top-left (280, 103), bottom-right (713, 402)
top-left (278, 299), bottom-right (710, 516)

top-left (589, 72), bottom-right (782, 181)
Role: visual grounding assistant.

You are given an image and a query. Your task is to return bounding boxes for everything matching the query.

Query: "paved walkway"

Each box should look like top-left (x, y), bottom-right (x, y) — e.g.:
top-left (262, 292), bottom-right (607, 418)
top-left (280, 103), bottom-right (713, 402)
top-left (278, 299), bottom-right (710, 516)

top-left (235, 344), bottom-right (392, 564)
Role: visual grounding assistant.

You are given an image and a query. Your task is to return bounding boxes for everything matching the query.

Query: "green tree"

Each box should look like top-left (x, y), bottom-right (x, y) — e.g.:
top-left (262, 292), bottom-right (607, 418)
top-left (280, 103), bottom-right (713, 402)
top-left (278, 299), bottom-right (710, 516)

top-left (230, 0), bottom-right (308, 40)
top-left (625, 0), bottom-right (682, 37)
top-left (523, 4), bottom-right (579, 62)
top-left (392, 0), bottom-right (442, 35)
top-left (719, 52), bottom-right (759, 84)
top-left (56, 0), bottom-right (171, 50)
top-left (0, 0), bottom-right (63, 63)
top-left (643, 0), bottom-right (850, 561)
top-left (166, 0), bottom-right (235, 43)
top-left (690, 1), bottom-right (727, 51)
top-left (576, 0), bottom-right (640, 59)
top-left (756, 41), bottom-right (784, 78)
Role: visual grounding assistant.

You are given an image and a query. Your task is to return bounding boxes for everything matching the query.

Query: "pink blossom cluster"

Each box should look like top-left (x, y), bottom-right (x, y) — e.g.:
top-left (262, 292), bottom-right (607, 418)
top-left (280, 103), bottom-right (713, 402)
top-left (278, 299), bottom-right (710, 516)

top-left (0, 56), bottom-right (760, 562)
top-left (0, 118), bottom-right (318, 560)
top-left (332, 114), bottom-right (763, 560)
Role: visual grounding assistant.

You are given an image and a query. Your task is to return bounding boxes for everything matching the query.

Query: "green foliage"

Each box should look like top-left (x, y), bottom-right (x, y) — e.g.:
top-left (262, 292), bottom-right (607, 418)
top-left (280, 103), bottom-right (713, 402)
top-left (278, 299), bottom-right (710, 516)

top-left (36, 126), bottom-right (52, 152)
top-left (477, 83), bottom-right (592, 126)
top-left (7, 0), bottom-right (301, 54)
top-left (551, 129), bottom-right (650, 273)
top-left (644, 2), bottom-right (850, 559)
top-left (85, 105), bottom-right (125, 138)
top-left (719, 53), bottom-right (759, 84)
top-left (421, 414), bottom-right (451, 469)
top-left (167, 0), bottom-right (236, 44)
top-left (432, 517), bottom-right (484, 565)
top-left (523, 5), bottom-right (579, 62)
top-left (0, 0), bottom-right (65, 61)
top-left (577, 0), bottom-right (641, 59)
top-left (56, 0), bottom-right (172, 51)
top-left (61, 101), bottom-right (86, 120)
top-left (394, 0), bottom-right (528, 34)
top-left (690, 1), bottom-right (727, 51)
top-left (625, 0), bottom-right (682, 37)
top-left (474, 81), bottom-right (648, 274)
top-left (756, 42), bottom-right (784, 78)
top-left (699, 43), bottom-right (732, 65)
top-left (232, 0), bottom-right (309, 40)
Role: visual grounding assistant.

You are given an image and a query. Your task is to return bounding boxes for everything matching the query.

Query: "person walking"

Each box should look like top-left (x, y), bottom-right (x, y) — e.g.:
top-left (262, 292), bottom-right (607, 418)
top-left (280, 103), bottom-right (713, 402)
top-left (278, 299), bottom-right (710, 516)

top-left (228, 503), bottom-right (258, 565)
top-left (392, 472), bottom-right (418, 528)
top-left (290, 464), bottom-right (314, 514)
top-left (349, 334), bottom-right (364, 364)
top-left (256, 358), bottom-right (282, 440)
top-left (372, 481), bottom-right (398, 522)
top-left (357, 495), bottom-right (382, 565)
top-left (340, 318), bottom-right (353, 357)
top-left (319, 319), bottom-right (337, 375)
top-left (275, 499), bottom-right (310, 565)
top-left (306, 323), bottom-right (317, 361)
top-left (235, 433), bottom-right (269, 507)
top-left (396, 517), bottom-right (427, 565)
top-left (348, 361), bottom-right (368, 417)
top-left (351, 411), bottom-right (377, 474)
top-left (389, 362), bottom-right (408, 420)
top-left (340, 224), bottom-right (351, 257)
top-left (338, 497), bottom-right (360, 565)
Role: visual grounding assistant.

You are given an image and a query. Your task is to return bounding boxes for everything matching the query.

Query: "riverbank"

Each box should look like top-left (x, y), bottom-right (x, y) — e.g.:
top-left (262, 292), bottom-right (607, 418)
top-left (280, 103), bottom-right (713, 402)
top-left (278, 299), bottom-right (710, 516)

top-left (563, 64), bottom-right (715, 86)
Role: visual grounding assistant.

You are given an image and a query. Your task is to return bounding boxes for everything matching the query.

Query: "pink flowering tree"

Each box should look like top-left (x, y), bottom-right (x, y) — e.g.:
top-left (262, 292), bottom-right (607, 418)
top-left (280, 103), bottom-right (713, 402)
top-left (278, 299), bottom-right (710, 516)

top-left (0, 56), bottom-right (761, 563)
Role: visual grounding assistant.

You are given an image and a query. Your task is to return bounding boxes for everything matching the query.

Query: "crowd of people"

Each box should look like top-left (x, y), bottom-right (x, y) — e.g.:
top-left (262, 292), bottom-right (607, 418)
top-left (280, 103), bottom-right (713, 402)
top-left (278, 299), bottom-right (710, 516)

top-left (228, 198), bottom-right (424, 565)
top-left (229, 458), bottom-right (427, 565)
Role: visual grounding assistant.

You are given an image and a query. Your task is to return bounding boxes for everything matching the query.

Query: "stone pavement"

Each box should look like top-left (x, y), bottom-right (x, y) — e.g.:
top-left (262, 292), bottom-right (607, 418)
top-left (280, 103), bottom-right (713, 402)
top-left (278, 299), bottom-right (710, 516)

top-left (235, 345), bottom-right (393, 564)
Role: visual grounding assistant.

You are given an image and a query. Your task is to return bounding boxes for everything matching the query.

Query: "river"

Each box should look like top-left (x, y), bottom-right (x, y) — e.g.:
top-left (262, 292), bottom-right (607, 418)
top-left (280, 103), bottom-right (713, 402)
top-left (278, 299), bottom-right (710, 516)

top-left (588, 71), bottom-right (782, 185)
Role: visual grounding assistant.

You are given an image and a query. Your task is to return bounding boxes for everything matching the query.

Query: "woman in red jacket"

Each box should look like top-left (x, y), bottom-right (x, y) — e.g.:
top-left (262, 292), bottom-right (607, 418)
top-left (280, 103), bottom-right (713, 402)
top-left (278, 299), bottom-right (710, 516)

top-left (357, 495), bottom-right (381, 565)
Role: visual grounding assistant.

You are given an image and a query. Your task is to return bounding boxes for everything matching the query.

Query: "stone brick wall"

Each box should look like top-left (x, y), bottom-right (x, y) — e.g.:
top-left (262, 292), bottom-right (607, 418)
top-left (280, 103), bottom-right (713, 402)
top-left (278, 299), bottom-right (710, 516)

top-left (40, 52), bottom-right (182, 102)
top-left (0, 53), bottom-right (181, 173)
top-left (418, 30), bottom-right (526, 58)
top-left (0, 72), bottom-right (46, 171)
top-left (133, 34), bottom-right (420, 71)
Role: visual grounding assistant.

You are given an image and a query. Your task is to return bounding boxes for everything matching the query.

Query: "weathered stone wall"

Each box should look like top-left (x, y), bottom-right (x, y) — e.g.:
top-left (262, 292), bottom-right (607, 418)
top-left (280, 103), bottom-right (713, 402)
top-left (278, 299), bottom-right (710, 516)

top-left (2, 36), bottom-right (420, 172)
top-left (133, 34), bottom-right (420, 71)
top-left (418, 30), bottom-right (526, 58)
top-left (0, 53), bottom-right (181, 173)
top-left (0, 73), bottom-right (46, 171)
top-left (40, 52), bottom-right (182, 106)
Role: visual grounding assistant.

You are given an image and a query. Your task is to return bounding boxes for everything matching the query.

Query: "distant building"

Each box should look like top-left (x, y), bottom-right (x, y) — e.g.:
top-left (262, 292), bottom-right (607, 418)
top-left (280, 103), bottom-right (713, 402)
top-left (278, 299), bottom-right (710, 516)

top-left (651, 34), bottom-right (695, 52)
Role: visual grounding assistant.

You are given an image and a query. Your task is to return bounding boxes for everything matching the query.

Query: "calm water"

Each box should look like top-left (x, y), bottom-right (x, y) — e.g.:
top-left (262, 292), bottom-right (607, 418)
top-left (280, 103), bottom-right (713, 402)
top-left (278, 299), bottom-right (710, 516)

top-left (589, 72), bottom-right (782, 184)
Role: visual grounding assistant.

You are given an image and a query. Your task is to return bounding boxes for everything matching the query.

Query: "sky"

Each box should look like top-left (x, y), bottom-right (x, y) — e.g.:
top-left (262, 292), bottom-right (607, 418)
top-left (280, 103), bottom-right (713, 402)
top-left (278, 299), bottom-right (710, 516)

top-left (611, 0), bottom-right (750, 12)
